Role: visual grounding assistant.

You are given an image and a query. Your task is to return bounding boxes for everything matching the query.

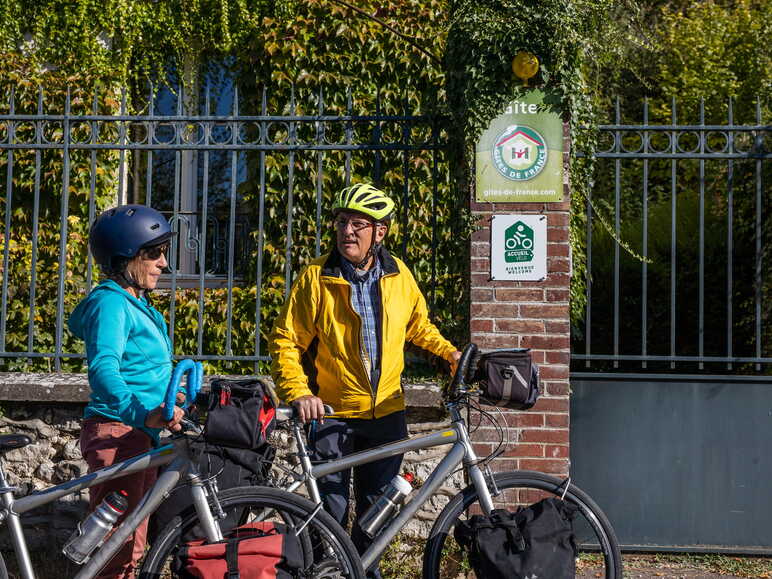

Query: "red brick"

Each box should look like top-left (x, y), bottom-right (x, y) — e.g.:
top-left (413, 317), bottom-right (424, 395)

top-left (521, 304), bottom-right (567, 319)
top-left (546, 445), bottom-right (569, 458)
top-left (545, 351), bottom-right (570, 364)
top-left (485, 459), bottom-right (520, 473)
top-left (520, 429), bottom-right (569, 444)
top-left (547, 228), bottom-right (569, 243)
top-left (546, 200), bottom-right (571, 211)
top-left (472, 427), bottom-right (513, 442)
top-left (529, 350), bottom-right (546, 363)
top-left (471, 243), bottom-right (490, 257)
top-left (547, 213), bottom-right (569, 227)
top-left (521, 335), bottom-right (570, 350)
top-left (545, 289), bottom-right (570, 303)
top-left (471, 229), bottom-right (489, 242)
top-left (545, 381), bottom-right (570, 396)
top-left (471, 288), bottom-right (493, 301)
top-left (546, 413), bottom-right (569, 428)
top-left (495, 288), bottom-right (544, 302)
top-left (547, 243), bottom-right (570, 257)
top-left (548, 258), bottom-right (571, 273)
top-left (472, 334), bottom-right (519, 349)
top-left (519, 459), bottom-right (569, 474)
top-left (471, 274), bottom-right (519, 287)
top-left (495, 319), bottom-right (545, 334)
top-left (473, 442), bottom-right (495, 455)
top-left (471, 257), bottom-right (490, 272)
top-left (503, 412), bottom-right (545, 428)
top-left (538, 365), bottom-right (570, 379)
top-left (471, 303), bottom-right (518, 318)
top-left (544, 320), bottom-right (570, 334)
top-left (545, 272), bottom-right (571, 286)
top-left (532, 397), bottom-right (569, 412)
top-left (503, 444), bottom-right (544, 458)
top-left (470, 319), bottom-right (494, 332)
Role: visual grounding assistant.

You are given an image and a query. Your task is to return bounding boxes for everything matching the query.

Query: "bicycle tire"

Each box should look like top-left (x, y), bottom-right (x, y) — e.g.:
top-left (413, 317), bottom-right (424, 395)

top-left (422, 470), bottom-right (622, 579)
top-left (0, 550), bottom-right (7, 579)
top-left (139, 486), bottom-right (364, 579)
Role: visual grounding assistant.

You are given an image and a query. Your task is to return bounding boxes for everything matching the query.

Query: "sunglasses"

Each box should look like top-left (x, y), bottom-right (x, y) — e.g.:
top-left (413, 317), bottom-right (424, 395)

top-left (140, 243), bottom-right (169, 260)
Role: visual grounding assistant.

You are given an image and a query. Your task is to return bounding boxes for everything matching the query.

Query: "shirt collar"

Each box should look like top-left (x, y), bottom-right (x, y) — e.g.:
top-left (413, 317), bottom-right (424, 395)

top-left (341, 255), bottom-right (381, 283)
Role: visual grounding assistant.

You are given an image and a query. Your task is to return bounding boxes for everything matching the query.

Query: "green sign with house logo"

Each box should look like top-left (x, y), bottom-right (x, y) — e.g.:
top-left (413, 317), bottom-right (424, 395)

top-left (476, 90), bottom-right (563, 202)
top-left (504, 221), bottom-right (534, 262)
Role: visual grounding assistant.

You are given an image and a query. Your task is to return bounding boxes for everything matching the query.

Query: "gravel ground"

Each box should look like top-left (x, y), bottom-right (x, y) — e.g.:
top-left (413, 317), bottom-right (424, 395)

top-left (577, 554), bottom-right (771, 579)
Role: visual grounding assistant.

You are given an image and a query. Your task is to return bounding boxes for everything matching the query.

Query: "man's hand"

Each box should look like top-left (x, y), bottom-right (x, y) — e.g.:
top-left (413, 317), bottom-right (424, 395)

top-left (145, 404), bottom-right (185, 432)
top-left (449, 350), bottom-right (462, 377)
top-left (292, 394), bottom-right (326, 424)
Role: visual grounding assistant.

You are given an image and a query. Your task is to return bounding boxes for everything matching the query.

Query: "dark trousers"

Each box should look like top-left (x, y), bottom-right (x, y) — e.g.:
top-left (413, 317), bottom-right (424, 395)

top-left (308, 410), bottom-right (408, 578)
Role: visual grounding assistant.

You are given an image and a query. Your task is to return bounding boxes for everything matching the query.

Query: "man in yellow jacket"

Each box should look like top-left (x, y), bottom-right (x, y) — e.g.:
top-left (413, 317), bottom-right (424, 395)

top-left (270, 183), bottom-right (460, 576)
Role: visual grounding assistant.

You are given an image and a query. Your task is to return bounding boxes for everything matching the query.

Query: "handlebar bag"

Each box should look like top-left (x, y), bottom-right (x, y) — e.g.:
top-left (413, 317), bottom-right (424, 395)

top-left (204, 378), bottom-right (277, 450)
top-left (175, 522), bottom-right (303, 579)
top-left (454, 498), bottom-right (578, 579)
top-left (471, 349), bottom-right (539, 410)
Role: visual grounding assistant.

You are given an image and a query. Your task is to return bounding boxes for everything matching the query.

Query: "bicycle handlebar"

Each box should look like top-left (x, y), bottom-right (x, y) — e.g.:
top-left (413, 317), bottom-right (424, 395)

top-left (163, 360), bottom-right (204, 421)
top-left (445, 342), bottom-right (478, 399)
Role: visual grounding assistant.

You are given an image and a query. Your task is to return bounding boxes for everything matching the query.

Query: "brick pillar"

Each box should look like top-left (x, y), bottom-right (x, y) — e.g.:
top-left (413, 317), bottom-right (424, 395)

top-left (469, 123), bottom-right (571, 479)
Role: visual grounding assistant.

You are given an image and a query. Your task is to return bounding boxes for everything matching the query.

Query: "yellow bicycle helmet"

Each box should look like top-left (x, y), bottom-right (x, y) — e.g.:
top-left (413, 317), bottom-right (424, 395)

top-left (332, 183), bottom-right (395, 222)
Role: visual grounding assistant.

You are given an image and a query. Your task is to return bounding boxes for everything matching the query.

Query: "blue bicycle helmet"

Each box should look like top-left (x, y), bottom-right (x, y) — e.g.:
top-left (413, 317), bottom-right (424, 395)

top-left (89, 205), bottom-right (174, 273)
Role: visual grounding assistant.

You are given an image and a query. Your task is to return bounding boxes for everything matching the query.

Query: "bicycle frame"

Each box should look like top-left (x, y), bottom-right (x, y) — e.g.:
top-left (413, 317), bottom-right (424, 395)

top-left (0, 436), bottom-right (223, 579)
top-left (281, 401), bottom-right (496, 570)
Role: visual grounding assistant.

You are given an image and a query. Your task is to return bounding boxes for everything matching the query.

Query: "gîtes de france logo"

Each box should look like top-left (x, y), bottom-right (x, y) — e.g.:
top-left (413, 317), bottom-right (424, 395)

top-left (492, 124), bottom-right (547, 181)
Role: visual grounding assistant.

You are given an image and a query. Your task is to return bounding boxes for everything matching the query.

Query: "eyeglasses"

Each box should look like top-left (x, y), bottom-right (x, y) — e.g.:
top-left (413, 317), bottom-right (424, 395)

top-left (333, 217), bottom-right (376, 233)
top-left (140, 244), bottom-right (169, 260)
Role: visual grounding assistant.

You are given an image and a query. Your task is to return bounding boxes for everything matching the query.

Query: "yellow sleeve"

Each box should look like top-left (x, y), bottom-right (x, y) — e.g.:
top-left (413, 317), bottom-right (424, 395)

top-left (403, 267), bottom-right (457, 363)
top-left (268, 266), bottom-right (319, 403)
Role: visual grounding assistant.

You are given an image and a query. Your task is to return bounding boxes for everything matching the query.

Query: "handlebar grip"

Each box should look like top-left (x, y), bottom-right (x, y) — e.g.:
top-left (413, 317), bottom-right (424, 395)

top-left (163, 360), bottom-right (203, 421)
top-left (447, 343), bottom-right (478, 397)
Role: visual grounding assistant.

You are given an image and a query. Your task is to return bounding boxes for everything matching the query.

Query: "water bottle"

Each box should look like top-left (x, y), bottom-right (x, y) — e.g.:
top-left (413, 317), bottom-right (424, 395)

top-left (358, 474), bottom-right (413, 538)
top-left (63, 490), bottom-right (129, 564)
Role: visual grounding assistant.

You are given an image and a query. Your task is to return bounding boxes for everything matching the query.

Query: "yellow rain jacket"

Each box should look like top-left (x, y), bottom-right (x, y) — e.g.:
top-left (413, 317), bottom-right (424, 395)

top-left (269, 246), bottom-right (457, 419)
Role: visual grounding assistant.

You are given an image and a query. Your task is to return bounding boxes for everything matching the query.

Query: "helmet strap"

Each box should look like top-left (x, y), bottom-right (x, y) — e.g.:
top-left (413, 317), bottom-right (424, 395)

top-left (353, 227), bottom-right (381, 270)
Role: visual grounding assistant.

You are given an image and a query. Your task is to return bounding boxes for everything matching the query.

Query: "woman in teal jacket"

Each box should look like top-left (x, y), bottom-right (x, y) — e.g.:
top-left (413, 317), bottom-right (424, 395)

top-left (69, 205), bottom-right (183, 579)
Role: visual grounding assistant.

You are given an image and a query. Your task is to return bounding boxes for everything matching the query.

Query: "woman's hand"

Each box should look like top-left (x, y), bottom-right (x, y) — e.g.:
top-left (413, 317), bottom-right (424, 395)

top-left (145, 404), bottom-right (185, 432)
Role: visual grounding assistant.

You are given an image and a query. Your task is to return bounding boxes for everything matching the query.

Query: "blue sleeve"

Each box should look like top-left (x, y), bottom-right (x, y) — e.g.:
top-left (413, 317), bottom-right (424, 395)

top-left (83, 296), bottom-right (150, 428)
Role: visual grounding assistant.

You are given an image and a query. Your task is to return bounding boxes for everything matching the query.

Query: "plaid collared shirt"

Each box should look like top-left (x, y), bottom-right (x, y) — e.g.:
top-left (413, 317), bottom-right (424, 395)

top-left (340, 256), bottom-right (383, 392)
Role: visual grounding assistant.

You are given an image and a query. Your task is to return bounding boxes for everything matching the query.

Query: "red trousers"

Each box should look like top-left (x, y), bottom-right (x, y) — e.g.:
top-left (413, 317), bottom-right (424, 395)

top-left (79, 419), bottom-right (157, 579)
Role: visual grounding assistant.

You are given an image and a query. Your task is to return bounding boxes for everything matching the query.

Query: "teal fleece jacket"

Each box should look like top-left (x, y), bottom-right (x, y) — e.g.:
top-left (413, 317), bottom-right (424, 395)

top-left (68, 279), bottom-right (173, 443)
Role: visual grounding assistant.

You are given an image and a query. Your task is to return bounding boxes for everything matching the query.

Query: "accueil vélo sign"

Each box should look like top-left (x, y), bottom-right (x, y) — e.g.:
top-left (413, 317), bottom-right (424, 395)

top-left (490, 214), bottom-right (547, 281)
top-left (476, 90), bottom-right (563, 203)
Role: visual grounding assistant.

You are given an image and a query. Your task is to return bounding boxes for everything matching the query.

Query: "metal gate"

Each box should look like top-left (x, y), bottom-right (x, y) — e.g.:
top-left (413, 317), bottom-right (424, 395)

top-left (571, 98), bottom-right (771, 552)
top-left (0, 82), bottom-right (455, 373)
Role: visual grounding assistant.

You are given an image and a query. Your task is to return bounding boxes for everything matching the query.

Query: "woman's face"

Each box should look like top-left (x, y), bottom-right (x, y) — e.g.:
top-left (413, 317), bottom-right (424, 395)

top-left (125, 244), bottom-right (168, 294)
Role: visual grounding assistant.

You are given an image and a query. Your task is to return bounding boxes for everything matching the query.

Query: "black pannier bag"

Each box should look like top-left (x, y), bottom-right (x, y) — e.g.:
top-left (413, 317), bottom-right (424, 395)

top-left (454, 498), bottom-right (578, 579)
top-left (149, 379), bottom-right (278, 544)
top-left (204, 378), bottom-right (277, 450)
top-left (470, 348), bottom-right (539, 410)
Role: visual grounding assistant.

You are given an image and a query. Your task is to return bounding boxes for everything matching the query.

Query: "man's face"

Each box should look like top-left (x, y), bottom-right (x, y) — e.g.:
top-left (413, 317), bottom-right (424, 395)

top-left (334, 211), bottom-right (386, 266)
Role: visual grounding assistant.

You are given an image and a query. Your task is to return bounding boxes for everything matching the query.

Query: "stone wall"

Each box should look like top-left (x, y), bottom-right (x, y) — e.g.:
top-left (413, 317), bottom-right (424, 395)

top-left (0, 374), bottom-right (461, 555)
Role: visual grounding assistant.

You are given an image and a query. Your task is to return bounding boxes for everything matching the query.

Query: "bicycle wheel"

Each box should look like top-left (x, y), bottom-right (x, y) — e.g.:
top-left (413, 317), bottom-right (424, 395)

top-left (139, 486), bottom-right (364, 578)
top-left (0, 551), bottom-right (7, 579)
top-left (423, 470), bottom-right (622, 579)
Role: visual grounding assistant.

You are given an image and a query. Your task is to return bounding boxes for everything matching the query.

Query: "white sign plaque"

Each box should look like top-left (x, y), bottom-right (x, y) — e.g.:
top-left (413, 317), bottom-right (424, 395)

top-left (490, 214), bottom-right (547, 281)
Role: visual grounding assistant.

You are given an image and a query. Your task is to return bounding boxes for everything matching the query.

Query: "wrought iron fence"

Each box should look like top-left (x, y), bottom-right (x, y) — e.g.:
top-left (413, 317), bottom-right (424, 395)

top-left (573, 98), bottom-right (771, 372)
top-left (0, 83), bottom-right (454, 371)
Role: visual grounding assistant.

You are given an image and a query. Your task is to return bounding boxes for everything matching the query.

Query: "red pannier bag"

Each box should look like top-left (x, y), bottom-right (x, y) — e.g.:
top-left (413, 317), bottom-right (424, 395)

top-left (176, 522), bottom-right (303, 579)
